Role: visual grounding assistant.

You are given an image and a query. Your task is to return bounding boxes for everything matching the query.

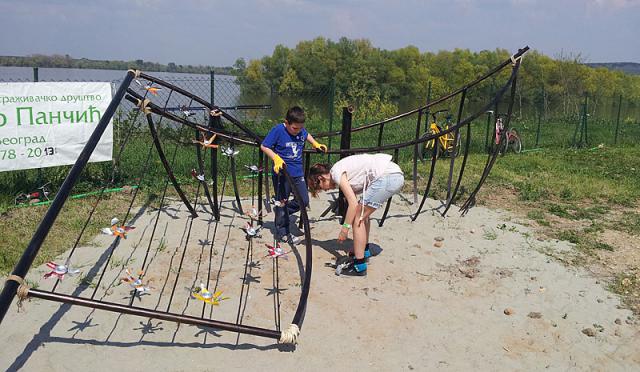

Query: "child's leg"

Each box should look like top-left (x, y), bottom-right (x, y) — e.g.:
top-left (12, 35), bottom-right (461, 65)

top-left (352, 205), bottom-right (372, 259)
top-left (272, 173), bottom-right (291, 239)
top-left (286, 176), bottom-right (309, 215)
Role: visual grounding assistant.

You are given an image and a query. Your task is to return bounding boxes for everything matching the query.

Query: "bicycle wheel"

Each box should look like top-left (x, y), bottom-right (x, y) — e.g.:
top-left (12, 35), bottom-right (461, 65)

top-left (451, 131), bottom-right (462, 158)
top-left (418, 132), bottom-right (440, 161)
top-left (499, 134), bottom-right (509, 156)
top-left (15, 194), bottom-right (28, 205)
top-left (509, 131), bottom-right (522, 154)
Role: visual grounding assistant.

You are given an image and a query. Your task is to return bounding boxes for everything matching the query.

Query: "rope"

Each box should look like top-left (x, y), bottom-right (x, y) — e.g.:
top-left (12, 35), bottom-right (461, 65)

top-left (136, 98), bottom-right (152, 115)
top-left (127, 69), bottom-right (142, 79)
top-left (511, 54), bottom-right (523, 67)
top-left (279, 324), bottom-right (300, 344)
top-left (6, 275), bottom-right (30, 310)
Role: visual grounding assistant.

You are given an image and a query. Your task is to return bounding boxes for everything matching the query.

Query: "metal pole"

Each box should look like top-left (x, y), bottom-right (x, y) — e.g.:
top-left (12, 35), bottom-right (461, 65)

top-left (412, 109), bottom-right (423, 204)
top-left (338, 106), bottom-right (353, 221)
top-left (535, 110), bottom-right (541, 148)
top-left (424, 81), bottom-right (432, 133)
top-left (614, 94), bottom-right (622, 144)
top-left (327, 78), bottom-right (336, 163)
top-left (0, 71), bottom-right (135, 324)
top-left (584, 94), bottom-right (589, 145)
top-left (33, 67), bottom-right (38, 82)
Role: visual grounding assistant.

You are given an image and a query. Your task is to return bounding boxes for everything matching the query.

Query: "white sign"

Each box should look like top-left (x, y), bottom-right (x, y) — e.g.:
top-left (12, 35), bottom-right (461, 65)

top-left (0, 82), bottom-right (113, 172)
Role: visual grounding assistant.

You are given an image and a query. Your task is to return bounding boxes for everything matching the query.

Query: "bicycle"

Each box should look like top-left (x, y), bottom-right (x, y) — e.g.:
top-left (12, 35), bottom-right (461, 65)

top-left (15, 182), bottom-right (52, 205)
top-left (491, 112), bottom-right (522, 155)
top-left (418, 109), bottom-right (461, 161)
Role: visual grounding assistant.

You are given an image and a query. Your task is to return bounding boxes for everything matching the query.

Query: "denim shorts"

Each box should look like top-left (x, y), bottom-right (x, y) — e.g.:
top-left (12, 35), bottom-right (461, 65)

top-left (361, 172), bottom-right (405, 209)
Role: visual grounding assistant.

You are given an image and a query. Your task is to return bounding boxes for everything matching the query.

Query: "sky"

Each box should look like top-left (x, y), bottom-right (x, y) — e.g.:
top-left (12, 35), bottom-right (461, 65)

top-left (0, 0), bottom-right (638, 66)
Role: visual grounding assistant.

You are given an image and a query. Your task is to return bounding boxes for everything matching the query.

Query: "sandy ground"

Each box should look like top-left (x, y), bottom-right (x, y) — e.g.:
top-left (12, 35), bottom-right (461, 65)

top-left (1, 192), bottom-right (639, 372)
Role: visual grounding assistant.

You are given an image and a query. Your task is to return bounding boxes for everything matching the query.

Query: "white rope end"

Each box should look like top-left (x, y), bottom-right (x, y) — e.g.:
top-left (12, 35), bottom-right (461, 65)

top-left (279, 324), bottom-right (300, 344)
top-left (127, 69), bottom-right (142, 79)
top-left (510, 54), bottom-right (523, 67)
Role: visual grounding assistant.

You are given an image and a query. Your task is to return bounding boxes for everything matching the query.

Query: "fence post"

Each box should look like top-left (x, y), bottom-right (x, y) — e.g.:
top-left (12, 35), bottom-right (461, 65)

top-left (535, 109), bottom-right (541, 148)
top-left (484, 84), bottom-right (494, 153)
top-left (33, 67), bottom-right (39, 82)
top-left (583, 94), bottom-right (589, 146)
top-left (337, 106), bottom-right (353, 221)
top-left (614, 94), bottom-right (622, 145)
top-left (327, 77), bottom-right (336, 163)
top-left (424, 81), bottom-right (432, 133)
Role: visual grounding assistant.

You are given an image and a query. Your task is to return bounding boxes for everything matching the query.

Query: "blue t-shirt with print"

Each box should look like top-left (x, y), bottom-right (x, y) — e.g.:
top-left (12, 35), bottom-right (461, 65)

top-left (262, 123), bottom-right (308, 177)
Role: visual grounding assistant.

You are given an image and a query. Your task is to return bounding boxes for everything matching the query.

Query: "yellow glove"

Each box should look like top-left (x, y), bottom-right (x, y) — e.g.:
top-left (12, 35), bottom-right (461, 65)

top-left (273, 154), bottom-right (285, 174)
top-left (313, 142), bottom-right (328, 153)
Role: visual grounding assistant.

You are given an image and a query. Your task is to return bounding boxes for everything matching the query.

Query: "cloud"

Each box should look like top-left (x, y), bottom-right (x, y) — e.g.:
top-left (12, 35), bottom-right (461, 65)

top-left (589, 0), bottom-right (640, 8)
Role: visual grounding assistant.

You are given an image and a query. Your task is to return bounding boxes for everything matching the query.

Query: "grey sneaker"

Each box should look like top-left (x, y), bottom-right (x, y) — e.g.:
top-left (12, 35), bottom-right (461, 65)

top-left (280, 234), bottom-right (300, 245)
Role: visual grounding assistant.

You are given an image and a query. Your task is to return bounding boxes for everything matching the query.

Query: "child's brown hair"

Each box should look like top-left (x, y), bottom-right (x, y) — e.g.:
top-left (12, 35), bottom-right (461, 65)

top-left (307, 163), bottom-right (332, 197)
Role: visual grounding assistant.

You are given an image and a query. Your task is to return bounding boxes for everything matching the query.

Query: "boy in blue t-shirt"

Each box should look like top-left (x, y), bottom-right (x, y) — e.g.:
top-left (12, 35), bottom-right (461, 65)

top-left (260, 106), bottom-right (327, 243)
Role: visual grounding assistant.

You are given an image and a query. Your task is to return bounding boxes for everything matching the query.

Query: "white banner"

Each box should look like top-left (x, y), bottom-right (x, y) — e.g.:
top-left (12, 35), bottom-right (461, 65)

top-left (0, 82), bottom-right (113, 172)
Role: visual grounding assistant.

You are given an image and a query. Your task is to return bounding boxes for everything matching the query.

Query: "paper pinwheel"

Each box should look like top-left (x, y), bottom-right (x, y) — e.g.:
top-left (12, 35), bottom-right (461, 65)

top-left (221, 146), bottom-right (240, 157)
top-left (192, 133), bottom-right (218, 149)
top-left (121, 269), bottom-right (152, 293)
top-left (265, 243), bottom-right (290, 259)
top-left (244, 164), bottom-right (263, 173)
top-left (242, 222), bottom-right (262, 239)
top-left (43, 261), bottom-right (80, 280)
top-left (191, 169), bottom-right (205, 182)
top-left (191, 283), bottom-right (229, 305)
top-left (135, 79), bottom-right (161, 95)
top-left (101, 217), bottom-right (135, 239)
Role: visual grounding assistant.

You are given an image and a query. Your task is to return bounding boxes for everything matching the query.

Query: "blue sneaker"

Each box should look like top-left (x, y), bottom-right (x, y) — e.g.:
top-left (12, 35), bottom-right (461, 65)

top-left (340, 258), bottom-right (367, 277)
top-left (348, 244), bottom-right (373, 260)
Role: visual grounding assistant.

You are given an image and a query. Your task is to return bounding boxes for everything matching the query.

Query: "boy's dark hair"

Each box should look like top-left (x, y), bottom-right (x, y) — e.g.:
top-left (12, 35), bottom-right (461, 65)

top-left (285, 106), bottom-right (306, 124)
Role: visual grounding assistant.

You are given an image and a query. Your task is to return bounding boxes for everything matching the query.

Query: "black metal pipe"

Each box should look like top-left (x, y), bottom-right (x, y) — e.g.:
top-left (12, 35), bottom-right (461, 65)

top-left (138, 72), bottom-right (263, 144)
top-left (338, 107), bottom-right (353, 222)
top-left (124, 91), bottom-right (258, 147)
top-left (412, 109), bottom-right (423, 203)
top-left (445, 89), bottom-right (467, 207)
top-left (0, 71), bottom-right (135, 324)
top-left (146, 113), bottom-right (198, 217)
top-left (411, 141), bottom-right (439, 221)
top-left (282, 169), bottom-right (313, 327)
top-left (460, 59), bottom-right (521, 215)
top-left (229, 154), bottom-right (244, 214)
top-left (378, 148), bottom-right (399, 227)
top-left (210, 115), bottom-right (222, 220)
top-left (258, 151), bottom-right (264, 225)
top-left (442, 110), bottom-right (473, 216)
top-left (27, 288), bottom-right (281, 339)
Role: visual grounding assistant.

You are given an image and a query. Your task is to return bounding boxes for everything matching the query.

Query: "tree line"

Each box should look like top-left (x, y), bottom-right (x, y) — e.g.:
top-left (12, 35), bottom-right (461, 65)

top-left (236, 37), bottom-right (640, 118)
top-left (0, 54), bottom-right (235, 75)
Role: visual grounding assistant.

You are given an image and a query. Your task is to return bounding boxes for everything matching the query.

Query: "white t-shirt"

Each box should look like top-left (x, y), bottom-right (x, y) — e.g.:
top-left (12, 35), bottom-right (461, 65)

top-left (330, 153), bottom-right (403, 195)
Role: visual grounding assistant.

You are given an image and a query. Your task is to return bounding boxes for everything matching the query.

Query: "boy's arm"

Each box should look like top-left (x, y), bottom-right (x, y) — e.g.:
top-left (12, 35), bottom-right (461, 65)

top-left (306, 133), bottom-right (327, 153)
top-left (337, 173), bottom-right (358, 242)
top-left (260, 144), bottom-right (285, 174)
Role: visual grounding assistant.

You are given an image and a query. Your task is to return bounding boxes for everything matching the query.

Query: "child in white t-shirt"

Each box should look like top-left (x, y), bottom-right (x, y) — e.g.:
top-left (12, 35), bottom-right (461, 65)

top-left (307, 153), bottom-right (404, 276)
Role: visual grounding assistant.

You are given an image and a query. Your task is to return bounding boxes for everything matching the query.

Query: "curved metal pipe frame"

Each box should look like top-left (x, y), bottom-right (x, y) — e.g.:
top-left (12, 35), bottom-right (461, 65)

top-left (460, 58), bottom-right (522, 215)
top-left (194, 129), bottom-right (217, 215)
top-left (378, 147), bottom-right (400, 227)
top-left (146, 112), bottom-right (198, 217)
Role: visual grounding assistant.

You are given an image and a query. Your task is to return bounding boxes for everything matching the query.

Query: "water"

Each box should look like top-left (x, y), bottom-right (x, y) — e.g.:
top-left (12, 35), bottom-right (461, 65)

top-left (0, 66), bottom-right (241, 107)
